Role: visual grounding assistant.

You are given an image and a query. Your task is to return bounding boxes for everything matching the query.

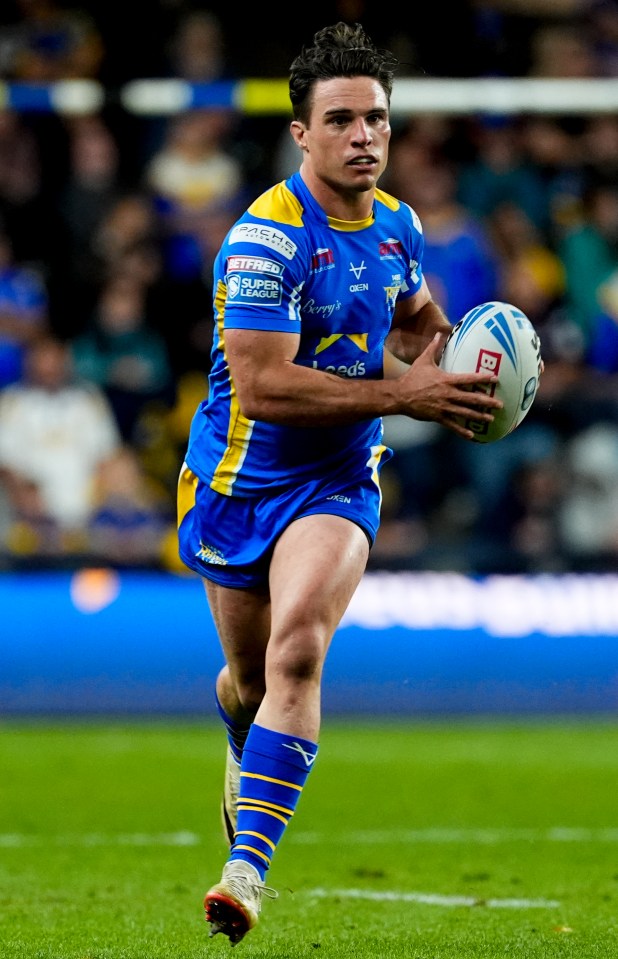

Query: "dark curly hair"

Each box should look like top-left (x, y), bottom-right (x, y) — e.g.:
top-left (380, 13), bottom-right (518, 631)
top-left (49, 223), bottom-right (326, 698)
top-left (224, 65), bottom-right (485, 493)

top-left (289, 22), bottom-right (398, 124)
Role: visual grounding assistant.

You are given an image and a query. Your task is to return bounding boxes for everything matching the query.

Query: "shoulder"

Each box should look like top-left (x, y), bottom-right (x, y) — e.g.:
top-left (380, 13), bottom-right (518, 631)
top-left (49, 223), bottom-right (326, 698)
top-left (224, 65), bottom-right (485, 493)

top-left (222, 180), bottom-right (313, 266)
top-left (374, 188), bottom-right (423, 235)
top-left (246, 180), bottom-right (305, 228)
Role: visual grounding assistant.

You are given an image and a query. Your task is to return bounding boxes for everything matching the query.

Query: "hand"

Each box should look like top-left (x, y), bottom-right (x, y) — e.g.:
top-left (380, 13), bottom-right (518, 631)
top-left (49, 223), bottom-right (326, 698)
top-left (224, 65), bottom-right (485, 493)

top-left (395, 333), bottom-right (503, 441)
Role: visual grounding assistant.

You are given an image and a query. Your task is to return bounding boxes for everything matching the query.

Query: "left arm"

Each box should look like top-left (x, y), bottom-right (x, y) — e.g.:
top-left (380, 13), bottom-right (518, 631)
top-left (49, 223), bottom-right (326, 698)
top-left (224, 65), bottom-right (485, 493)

top-left (385, 278), bottom-right (451, 365)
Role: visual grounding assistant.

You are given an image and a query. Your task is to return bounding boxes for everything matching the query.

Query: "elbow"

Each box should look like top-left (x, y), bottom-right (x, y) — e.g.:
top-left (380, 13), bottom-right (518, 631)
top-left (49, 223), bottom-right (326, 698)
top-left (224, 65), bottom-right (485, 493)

top-left (235, 384), bottom-right (274, 423)
top-left (238, 397), bottom-right (262, 421)
top-left (232, 363), bottom-right (295, 423)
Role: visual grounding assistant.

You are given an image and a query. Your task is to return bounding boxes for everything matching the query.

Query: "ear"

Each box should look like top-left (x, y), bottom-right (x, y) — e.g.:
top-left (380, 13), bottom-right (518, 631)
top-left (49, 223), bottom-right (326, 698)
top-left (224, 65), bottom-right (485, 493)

top-left (290, 120), bottom-right (307, 150)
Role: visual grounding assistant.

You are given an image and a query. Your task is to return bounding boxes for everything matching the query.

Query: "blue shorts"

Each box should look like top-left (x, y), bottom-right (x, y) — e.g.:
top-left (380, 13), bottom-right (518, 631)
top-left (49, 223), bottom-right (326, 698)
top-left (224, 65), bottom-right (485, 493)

top-left (177, 461), bottom-right (387, 589)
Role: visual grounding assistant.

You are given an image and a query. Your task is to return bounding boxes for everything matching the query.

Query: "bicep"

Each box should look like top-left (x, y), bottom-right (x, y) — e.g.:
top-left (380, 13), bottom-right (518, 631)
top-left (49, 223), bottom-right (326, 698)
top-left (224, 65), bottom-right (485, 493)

top-left (391, 278), bottom-right (432, 330)
top-left (386, 279), bottom-right (450, 363)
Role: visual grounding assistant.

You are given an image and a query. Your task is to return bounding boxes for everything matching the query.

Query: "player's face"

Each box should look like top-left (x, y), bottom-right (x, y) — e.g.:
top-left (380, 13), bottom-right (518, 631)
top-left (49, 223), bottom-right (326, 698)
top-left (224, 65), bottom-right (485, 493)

top-left (292, 77), bottom-right (391, 199)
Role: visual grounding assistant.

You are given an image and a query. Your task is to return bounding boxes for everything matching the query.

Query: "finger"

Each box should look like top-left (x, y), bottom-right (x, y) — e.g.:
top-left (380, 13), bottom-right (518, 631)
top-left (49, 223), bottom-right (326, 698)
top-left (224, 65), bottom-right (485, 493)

top-left (441, 416), bottom-right (476, 441)
top-left (446, 406), bottom-right (497, 423)
top-left (449, 371), bottom-right (500, 388)
top-left (450, 389), bottom-right (503, 411)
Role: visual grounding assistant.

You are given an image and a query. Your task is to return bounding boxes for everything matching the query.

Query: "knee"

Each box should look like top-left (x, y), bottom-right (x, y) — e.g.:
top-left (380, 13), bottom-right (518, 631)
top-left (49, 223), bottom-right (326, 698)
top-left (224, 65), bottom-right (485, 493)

top-left (268, 634), bottom-right (324, 686)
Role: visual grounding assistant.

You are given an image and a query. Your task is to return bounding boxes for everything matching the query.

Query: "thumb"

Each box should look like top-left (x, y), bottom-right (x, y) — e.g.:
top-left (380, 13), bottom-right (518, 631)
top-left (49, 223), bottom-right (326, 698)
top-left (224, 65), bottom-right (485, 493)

top-left (426, 330), bottom-right (448, 363)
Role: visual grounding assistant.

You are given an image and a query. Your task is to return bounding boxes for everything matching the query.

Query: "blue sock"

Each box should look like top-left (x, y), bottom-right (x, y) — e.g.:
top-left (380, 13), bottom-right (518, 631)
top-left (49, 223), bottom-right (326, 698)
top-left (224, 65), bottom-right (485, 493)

top-left (230, 723), bottom-right (319, 879)
top-left (215, 691), bottom-right (250, 764)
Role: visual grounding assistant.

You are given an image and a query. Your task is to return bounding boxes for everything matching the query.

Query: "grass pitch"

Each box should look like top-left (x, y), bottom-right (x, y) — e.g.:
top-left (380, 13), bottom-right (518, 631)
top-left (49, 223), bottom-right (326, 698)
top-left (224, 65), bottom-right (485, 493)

top-left (1, 718), bottom-right (618, 958)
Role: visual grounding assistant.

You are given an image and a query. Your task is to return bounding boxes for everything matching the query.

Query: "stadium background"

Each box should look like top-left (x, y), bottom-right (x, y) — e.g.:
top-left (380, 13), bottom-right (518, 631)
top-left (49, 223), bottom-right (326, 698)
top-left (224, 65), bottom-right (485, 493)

top-left (1, 0), bottom-right (617, 717)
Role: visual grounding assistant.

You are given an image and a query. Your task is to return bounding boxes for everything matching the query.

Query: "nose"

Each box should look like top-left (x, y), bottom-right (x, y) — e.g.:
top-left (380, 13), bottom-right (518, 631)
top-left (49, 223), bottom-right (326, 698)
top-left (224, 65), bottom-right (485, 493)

top-left (351, 117), bottom-right (372, 146)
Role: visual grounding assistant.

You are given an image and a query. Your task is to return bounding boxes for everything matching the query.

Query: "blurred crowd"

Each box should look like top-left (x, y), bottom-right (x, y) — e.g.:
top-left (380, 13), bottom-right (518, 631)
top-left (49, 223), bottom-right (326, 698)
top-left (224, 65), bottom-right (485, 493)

top-left (0, 0), bottom-right (617, 575)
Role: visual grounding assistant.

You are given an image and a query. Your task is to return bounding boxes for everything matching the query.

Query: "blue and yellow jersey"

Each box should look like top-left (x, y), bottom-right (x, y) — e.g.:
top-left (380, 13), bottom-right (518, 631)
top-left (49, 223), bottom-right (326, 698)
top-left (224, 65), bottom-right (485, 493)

top-left (185, 171), bottom-right (425, 495)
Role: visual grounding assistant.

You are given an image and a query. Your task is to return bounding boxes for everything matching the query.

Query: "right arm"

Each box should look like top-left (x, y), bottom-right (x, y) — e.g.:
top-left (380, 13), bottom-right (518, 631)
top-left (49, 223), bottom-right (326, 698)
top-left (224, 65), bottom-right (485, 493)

top-left (226, 326), bottom-right (502, 441)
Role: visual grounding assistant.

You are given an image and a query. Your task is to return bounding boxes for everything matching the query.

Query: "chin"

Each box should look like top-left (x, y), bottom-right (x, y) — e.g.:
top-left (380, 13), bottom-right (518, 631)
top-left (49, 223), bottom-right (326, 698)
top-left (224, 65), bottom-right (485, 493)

top-left (346, 172), bottom-right (378, 191)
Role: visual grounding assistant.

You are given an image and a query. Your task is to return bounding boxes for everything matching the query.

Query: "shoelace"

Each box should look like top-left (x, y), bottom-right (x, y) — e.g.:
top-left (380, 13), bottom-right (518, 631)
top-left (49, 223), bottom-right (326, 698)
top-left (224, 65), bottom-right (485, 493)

top-left (227, 871), bottom-right (279, 904)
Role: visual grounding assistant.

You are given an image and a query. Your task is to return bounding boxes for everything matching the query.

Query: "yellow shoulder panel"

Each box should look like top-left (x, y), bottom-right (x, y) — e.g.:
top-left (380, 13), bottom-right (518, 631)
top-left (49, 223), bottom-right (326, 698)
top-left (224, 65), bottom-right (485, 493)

top-left (374, 188), bottom-right (401, 212)
top-left (248, 181), bottom-right (304, 226)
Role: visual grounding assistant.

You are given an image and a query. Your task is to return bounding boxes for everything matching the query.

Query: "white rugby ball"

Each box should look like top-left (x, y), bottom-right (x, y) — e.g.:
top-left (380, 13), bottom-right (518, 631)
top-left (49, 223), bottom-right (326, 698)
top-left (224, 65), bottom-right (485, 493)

top-left (439, 301), bottom-right (541, 443)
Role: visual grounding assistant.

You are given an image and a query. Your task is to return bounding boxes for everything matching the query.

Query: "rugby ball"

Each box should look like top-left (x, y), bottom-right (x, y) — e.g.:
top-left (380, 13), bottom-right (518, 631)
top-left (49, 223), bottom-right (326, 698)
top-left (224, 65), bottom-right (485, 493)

top-left (439, 301), bottom-right (541, 443)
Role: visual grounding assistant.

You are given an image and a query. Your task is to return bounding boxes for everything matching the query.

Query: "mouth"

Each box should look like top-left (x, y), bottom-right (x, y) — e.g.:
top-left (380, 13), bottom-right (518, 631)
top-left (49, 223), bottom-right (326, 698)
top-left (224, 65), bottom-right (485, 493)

top-left (347, 156), bottom-right (378, 168)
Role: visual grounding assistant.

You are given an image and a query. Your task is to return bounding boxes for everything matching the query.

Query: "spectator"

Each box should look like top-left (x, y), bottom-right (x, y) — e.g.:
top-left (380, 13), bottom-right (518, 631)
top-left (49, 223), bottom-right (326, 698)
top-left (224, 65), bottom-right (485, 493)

top-left (491, 201), bottom-right (566, 312)
top-left (87, 444), bottom-right (174, 568)
top-left (468, 452), bottom-right (567, 574)
top-left (70, 273), bottom-right (175, 442)
top-left (528, 21), bottom-right (600, 78)
top-left (143, 108), bottom-right (245, 282)
top-left (586, 268), bottom-right (618, 373)
top-left (165, 9), bottom-right (227, 83)
top-left (0, 227), bottom-right (48, 388)
top-left (89, 191), bottom-right (160, 285)
top-left (457, 118), bottom-right (550, 235)
top-left (558, 175), bottom-right (618, 348)
top-left (470, 0), bottom-right (590, 77)
top-left (520, 116), bottom-right (586, 235)
top-left (570, 269), bottom-right (618, 424)
top-left (0, 0), bottom-right (104, 81)
top-left (580, 115), bottom-right (618, 185)
top-left (0, 336), bottom-right (121, 544)
top-left (137, 8), bottom-right (234, 184)
top-left (0, 471), bottom-right (67, 565)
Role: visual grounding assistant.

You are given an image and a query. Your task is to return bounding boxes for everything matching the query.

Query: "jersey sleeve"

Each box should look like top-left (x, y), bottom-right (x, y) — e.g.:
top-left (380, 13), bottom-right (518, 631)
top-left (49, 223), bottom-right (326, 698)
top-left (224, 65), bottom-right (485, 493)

top-left (217, 224), bottom-right (308, 334)
top-left (396, 203), bottom-right (425, 302)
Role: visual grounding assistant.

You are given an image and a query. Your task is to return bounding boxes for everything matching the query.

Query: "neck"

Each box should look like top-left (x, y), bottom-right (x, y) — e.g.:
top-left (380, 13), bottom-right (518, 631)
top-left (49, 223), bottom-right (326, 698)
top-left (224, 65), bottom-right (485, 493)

top-left (299, 164), bottom-right (375, 221)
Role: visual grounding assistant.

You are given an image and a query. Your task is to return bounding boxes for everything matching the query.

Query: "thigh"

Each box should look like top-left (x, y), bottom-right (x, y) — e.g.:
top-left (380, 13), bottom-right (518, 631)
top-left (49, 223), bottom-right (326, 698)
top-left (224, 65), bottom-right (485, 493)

top-left (268, 513), bottom-right (369, 648)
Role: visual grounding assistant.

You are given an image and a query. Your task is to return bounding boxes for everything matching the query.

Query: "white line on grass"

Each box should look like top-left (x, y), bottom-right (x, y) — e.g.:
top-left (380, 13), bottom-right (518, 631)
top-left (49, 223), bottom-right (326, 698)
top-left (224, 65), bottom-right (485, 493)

top-left (291, 826), bottom-right (618, 844)
top-left (0, 833), bottom-right (561, 910)
top-left (308, 888), bottom-right (560, 909)
top-left (0, 831), bottom-right (201, 847)
top-left (2, 826), bottom-right (618, 848)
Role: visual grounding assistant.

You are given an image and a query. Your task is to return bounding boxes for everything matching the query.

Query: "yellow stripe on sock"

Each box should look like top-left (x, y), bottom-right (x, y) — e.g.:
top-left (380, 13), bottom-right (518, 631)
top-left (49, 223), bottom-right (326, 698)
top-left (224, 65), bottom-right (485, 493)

top-left (236, 830), bottom-right (276, 851)
top-left (241, 771), bottom-right (303, 791)
top-left (238, 796), bottom-right (294, 815)
top-left (233, 844), bottom-right (271, 865)
top-left (237, 804), bottom-right (289, 826)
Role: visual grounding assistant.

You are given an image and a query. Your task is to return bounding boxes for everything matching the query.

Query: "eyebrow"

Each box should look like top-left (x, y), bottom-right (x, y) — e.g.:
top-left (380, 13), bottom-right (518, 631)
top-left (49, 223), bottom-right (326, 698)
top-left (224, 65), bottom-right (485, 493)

top-left (323, 106), bottom-right (388, 117)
